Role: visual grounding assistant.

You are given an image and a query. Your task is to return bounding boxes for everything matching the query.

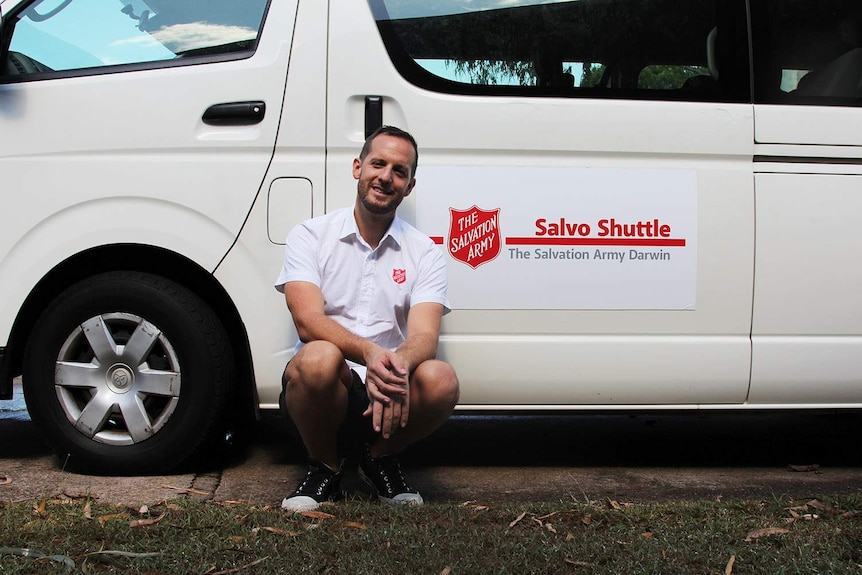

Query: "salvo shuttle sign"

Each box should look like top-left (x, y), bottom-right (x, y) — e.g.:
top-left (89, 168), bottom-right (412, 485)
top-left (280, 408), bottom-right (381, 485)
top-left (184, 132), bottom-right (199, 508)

top-left (415, 166), bottom-right (697, 310)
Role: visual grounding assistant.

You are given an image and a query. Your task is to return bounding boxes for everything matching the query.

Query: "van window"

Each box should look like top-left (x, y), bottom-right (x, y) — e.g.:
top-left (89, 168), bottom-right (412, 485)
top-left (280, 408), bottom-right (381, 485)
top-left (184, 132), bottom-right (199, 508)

top-left (2, 0), bottom-right (269, 79)
top-left (369, 0), bottom-right (750, 102)
top-left (752, 0), bottom-right (862, 105)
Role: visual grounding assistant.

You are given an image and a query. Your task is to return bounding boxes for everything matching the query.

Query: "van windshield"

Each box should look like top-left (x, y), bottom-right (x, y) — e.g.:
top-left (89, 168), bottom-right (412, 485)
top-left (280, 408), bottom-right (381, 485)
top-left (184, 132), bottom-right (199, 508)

top-left (6, 0), bottom-right (268, 74)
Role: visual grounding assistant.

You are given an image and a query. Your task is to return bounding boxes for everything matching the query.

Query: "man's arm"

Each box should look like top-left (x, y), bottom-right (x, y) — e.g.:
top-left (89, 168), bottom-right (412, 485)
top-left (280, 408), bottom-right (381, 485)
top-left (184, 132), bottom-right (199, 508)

top-left (393, 301), bottom-right (444, 373)
top-left (284, 281), bottom-right (408, 401)
top-left (284, 280), bottom-right (373, 364)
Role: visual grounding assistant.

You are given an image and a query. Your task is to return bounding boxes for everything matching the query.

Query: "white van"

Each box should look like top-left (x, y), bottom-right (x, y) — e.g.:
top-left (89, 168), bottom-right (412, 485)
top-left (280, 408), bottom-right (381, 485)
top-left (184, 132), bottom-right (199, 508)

top-left (1, 0), bottom-right (861, 473)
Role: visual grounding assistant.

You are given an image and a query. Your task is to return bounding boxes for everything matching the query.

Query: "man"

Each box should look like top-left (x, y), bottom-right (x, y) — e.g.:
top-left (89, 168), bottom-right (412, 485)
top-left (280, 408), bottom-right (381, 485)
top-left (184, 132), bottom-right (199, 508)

top-left (275, 126), bottom-right (460, 512)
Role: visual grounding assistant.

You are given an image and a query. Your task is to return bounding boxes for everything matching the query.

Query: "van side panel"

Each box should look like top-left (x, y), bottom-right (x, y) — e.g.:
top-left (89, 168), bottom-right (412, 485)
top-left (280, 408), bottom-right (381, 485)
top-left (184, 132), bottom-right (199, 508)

top-left (751, 169), bottom-right (862, 404)
top-left (325, 0), bottom-right (755, 407)
top-left (215, 0), bottom-right (328, 408)
top-left (0, 0), bottom-right (295, 347)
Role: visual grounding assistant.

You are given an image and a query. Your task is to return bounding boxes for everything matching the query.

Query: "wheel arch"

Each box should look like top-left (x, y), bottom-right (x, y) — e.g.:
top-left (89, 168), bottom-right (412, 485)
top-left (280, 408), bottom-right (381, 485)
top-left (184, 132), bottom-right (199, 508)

top-left (3, 244), bottom-right (257, 426)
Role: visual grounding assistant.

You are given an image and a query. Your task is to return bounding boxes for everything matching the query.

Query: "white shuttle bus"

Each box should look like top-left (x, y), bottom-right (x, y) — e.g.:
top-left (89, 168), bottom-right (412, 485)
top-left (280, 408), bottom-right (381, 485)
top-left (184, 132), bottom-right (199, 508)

top-left (1, 0), bottom-right (861, 472)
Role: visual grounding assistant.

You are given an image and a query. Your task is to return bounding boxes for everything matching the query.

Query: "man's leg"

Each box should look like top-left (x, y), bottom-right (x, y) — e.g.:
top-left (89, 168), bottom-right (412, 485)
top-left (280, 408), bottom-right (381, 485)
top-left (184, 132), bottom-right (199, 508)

top-left (358, 359), bottom-right (459, 505)
top-left (283, 340), bottom-right (353, 470)
top-left (369, 359), bottom-right (460, 457)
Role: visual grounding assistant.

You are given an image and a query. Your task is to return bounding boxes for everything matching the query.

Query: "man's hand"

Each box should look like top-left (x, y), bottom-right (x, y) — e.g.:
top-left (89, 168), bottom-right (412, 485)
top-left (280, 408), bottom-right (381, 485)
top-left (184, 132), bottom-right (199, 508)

top-left (363, 347), bottom-right (411, 438)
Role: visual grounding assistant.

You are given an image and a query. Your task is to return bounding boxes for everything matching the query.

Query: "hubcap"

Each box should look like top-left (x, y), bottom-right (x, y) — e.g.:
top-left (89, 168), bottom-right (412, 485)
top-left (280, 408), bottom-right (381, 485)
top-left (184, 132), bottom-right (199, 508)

top-left (55, 312), bottom-right (181, 446)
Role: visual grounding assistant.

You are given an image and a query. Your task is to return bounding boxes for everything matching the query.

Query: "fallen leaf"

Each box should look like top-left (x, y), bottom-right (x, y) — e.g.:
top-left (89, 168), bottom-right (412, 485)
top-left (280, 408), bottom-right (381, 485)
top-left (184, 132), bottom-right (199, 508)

top-left (566, 532), bottom-right (575, 541)
top-left (565, 559), bottom-right (590, 567)
top-left (97, 512), bottom-right (130, 526)
top-left (440, 567), bottom-right (453, 575)
top-left (807, 500), bottom-right (837, 514)
top-left (209, 556), bottom-right (269, 575)
top-left (339, 521), bottom-right (368, 530)
top-left (581, 514), bottom-right (592, 526)
top-left (545, 523), bottom-right (558, 534)
top-left (33, 499), bottom-right (47, 517)
top-left (608, 499), bottom-right (622, 510)
top-left (229, 536), bottom-right (245, 543)
top-left (641, 532), bottom-right (653, 539)
top-left (745, 527), bottom-right (790, 542)
top-left (0, 547), bottom-right (75, 569)
top-left (725, 554), bottom-right (736, 575)
top-left (84, 550), bottom-right (161, 559)
top-left (83, 501), bottom-right (93, 520)
top-left (259, 526), bottom-right (301, 537)
top-left (789, 464), bottom-right (820, 473)
top-left (220, 499), bottom-right (251, 506)
top-left (161, 484), bottom-right (211, 496)
top-left (300, 510), bottom-right (336, 520)
top-left (130, 513), bottom-right (166, 528)
top-left (537, 512), bottom-right (559, 521)
top-left (509, 511), bottom-right (527, 528)
top-left (0, 475), bottom-right (11, 485)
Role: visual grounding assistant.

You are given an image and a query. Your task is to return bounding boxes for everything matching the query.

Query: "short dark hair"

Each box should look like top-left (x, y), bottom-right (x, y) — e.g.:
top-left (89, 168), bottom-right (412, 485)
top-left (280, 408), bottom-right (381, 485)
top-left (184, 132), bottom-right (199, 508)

top-left (359, 126), bottom-right (419, 176)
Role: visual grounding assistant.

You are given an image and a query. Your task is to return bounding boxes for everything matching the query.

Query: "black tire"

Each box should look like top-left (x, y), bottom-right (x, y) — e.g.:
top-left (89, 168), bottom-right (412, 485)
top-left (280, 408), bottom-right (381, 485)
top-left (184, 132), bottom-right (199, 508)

top-left (22, 271), bottom-right (233, 474)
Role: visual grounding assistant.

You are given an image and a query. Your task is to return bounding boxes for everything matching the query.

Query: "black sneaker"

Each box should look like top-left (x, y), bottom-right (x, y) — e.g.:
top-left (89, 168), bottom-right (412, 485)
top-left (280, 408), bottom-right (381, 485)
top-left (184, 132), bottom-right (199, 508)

top-left (281, 460), bottom-right (343, 512)
top-left (358, 445), bottom-right (423, 506)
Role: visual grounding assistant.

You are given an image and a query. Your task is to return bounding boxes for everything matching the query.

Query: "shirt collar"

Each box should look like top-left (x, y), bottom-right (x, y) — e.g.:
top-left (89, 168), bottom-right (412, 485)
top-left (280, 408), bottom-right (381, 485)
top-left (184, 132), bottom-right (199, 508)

top-left (339, 208), bottom-right (404, 249)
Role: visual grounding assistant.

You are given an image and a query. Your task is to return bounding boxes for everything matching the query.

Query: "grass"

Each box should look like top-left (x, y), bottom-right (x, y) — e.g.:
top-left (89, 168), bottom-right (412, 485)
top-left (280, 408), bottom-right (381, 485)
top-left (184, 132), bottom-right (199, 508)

top-left (1, 494), bottom-right (860, 574)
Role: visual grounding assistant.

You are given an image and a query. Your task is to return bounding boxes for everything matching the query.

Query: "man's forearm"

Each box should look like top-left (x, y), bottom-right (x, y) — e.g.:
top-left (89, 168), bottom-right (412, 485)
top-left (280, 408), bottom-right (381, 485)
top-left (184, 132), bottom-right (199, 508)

top-left (293, 311), bottom-right (377, 366)
top-left (395, 332), bottom-right (439, 374)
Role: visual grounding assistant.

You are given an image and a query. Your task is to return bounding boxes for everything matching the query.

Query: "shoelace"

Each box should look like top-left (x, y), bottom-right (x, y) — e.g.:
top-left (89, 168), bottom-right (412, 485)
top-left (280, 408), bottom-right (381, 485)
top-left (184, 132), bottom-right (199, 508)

top-left (296, 467), bottom-right (336, 497)
top-left (371, 455), bottom-right (412, 494)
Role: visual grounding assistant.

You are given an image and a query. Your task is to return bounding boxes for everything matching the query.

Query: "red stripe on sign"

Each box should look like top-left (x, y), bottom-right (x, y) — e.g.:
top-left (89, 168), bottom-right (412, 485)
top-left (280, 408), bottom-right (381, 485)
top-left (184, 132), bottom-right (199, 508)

top-left (430, 236), bottom-right (445, 245)
top-left (505, 237), bottom-right (686, 247)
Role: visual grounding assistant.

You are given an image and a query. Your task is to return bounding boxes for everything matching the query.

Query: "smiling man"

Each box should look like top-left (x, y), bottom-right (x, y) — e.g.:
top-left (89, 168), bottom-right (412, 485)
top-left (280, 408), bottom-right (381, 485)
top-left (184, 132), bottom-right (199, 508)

top-left (275, 126), bottom-right (460, 512)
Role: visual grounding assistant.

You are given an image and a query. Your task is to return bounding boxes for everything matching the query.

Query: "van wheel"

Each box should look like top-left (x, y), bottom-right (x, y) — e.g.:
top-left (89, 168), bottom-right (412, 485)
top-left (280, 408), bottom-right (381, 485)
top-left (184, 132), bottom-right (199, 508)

top-left (22, 272), bottom-right (232, 474)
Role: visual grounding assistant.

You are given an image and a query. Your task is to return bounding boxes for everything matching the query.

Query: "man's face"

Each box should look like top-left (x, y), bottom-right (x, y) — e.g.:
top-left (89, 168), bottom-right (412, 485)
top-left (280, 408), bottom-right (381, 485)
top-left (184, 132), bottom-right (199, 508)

top-left (354, 134), bottom-right (417, 216)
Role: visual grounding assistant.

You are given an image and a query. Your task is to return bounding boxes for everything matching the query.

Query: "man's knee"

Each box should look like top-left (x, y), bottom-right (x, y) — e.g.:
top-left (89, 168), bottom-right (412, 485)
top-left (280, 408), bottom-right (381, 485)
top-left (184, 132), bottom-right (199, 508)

top-left (414, 360), bottom-right (460, 409)
top-left (285, 341), bottom-right (346, 395)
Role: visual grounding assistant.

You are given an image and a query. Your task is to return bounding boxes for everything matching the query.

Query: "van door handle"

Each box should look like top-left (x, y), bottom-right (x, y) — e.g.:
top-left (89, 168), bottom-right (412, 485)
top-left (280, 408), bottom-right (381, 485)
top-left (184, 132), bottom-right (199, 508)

top-left (202, 101), bottom-right (266, 126)
top-left (365, 96), bottom-right (383, 138)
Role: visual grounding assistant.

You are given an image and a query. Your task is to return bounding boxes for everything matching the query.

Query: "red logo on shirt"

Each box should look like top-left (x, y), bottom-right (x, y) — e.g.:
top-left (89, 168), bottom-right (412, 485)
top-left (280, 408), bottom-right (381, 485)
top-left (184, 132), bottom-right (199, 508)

top-left (448, 206), bottom-right (501, 269)
top-left (392, 268), bottom-right (406, 284)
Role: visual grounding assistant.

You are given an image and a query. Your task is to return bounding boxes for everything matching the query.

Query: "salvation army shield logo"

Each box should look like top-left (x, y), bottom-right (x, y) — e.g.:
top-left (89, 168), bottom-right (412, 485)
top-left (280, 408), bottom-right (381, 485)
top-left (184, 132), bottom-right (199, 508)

top-left (448, 206), bottom-right (501, 269)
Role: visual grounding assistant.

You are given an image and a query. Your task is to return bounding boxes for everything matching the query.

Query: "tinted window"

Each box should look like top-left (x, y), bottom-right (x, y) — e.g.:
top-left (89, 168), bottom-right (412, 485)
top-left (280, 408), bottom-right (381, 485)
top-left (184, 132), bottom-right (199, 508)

top-left (752, 0), bottom-right (862, 105)
top-left (369, 0), bottom-right (749, 102)
top-left (2, 0), bottom-right (269, 78)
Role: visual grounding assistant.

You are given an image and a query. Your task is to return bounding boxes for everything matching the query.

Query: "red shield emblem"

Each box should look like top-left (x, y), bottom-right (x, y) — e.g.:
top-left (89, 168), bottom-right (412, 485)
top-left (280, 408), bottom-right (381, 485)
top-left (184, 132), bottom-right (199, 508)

top-left (392, 268), bottom-right (406, 285)
top-left (448, 206), bottom-right (501, 269)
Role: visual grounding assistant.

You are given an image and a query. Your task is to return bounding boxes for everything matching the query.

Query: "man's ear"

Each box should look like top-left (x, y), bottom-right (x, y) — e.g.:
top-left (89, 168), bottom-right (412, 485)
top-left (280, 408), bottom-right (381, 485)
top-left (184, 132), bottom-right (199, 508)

top-left (352, 157), bottom-right (362, 180)
top-left (403, 177), bottom-right (417, 197)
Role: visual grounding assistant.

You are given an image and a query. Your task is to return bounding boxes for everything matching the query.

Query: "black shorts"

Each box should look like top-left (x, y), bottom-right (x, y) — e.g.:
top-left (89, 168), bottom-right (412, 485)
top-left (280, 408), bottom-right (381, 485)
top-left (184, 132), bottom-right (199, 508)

top-left (279, 367), bottom-right (376, 458)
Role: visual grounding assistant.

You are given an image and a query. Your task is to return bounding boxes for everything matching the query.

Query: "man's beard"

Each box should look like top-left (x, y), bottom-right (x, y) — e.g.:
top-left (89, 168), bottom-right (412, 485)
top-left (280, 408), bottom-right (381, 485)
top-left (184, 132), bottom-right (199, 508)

top-left (358, 182), bottom-right (400, 215)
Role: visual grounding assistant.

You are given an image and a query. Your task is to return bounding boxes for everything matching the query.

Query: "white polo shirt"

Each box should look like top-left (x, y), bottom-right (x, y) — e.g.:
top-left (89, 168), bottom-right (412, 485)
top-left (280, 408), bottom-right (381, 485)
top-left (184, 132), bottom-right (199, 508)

top-left (275, 207), bottom-right (450, 368)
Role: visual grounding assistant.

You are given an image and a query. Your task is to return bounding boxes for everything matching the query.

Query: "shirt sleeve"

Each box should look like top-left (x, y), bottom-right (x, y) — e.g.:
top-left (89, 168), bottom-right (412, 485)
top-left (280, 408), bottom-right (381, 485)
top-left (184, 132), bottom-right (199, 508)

top-left (274, 221), bottom-right (322, 293)
top-left (411, 242), bottom-right (451, 314)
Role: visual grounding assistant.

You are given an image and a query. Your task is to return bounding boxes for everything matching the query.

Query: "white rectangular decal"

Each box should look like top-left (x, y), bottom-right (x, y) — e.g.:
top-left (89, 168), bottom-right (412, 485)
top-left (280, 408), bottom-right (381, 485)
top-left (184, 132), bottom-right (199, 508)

top-left (415, 166), bottom-right (697, 310)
